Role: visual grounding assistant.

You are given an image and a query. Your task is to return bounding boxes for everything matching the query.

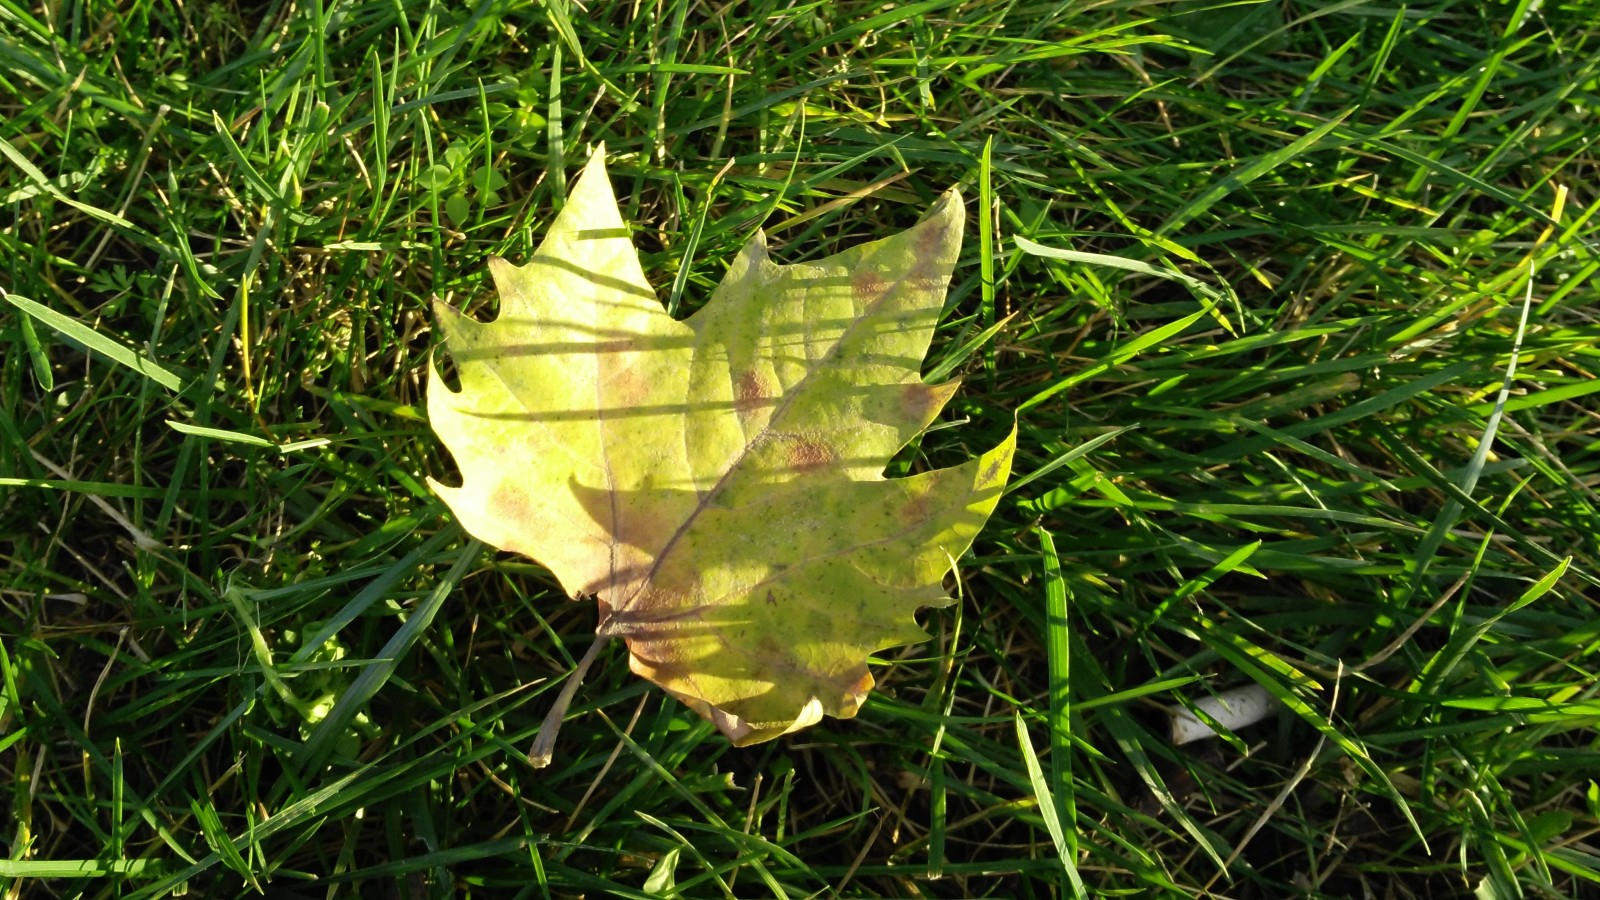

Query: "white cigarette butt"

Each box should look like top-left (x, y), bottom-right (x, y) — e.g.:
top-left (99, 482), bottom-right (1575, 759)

top-left (1169, 684), bottom-right (1277, 745)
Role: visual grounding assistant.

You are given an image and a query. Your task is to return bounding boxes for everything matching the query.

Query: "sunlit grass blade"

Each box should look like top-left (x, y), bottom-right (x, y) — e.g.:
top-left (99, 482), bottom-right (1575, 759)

top-left (1, 291), bottom-right (185, 393)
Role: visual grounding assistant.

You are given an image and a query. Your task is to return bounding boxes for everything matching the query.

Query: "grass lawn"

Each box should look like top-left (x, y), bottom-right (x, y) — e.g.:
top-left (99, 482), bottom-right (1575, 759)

top-left (4, 0), bottom-right (1600, 896)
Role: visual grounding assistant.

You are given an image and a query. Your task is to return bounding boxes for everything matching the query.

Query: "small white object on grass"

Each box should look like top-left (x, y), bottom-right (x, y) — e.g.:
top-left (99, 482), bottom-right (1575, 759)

top-left (1169, 684), bottom-right (1277, 745)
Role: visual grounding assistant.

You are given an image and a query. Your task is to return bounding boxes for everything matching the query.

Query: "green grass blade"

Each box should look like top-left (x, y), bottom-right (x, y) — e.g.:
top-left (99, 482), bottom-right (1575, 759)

top-left (298, 541), bottom-right (482, 771)
top-left (0, 291), bottom-right (185, 393)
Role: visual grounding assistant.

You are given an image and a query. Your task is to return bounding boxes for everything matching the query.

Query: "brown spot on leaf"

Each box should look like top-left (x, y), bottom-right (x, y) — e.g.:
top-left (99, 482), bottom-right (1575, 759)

top-left (901, 383), bottom-right (937, 419)
top-left (605, 366), bottom-right (654, 407)
top-left (756, 633), bottom-right (785, 659)
top-left (978, 455), bottom-right (1007, 487)
top-left (785, 437), bottom-right (835, 473)
top-left (734, 370), bottom-right (769, 413)
top-left (908, 224), bottom-right (954, 291)
top-left (853, 270), bottom-right (888, 302)
top-left (899, 491), bottom-right (933, 526)
top-left (490, 486), bottom-right (534, 531)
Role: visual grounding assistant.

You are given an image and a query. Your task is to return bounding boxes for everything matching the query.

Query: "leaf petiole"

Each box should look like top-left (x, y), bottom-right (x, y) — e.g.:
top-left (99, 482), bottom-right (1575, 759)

top-left (527, 630), bottom-right (614, 768)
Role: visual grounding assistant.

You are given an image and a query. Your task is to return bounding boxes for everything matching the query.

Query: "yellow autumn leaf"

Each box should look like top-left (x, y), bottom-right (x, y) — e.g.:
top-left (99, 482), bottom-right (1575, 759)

top-left (428, 147), bottom-right (1014, 757)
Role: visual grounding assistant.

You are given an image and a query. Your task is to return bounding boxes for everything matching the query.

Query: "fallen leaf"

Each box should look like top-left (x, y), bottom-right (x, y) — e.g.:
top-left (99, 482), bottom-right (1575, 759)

top-left (428, 147), bottom-right (1015, 751)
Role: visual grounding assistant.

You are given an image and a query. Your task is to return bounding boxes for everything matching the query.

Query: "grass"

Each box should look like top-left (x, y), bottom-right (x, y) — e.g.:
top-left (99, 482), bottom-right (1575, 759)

top-left (3, 0), bottom-right (1600, 896)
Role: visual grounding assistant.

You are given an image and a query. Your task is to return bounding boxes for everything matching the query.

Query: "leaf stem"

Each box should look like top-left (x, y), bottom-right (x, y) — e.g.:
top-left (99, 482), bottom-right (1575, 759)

top-left (527, 631), bottom-right (613, 768)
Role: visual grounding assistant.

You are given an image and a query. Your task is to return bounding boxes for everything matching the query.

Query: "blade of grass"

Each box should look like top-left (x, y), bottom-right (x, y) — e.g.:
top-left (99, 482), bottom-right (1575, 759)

top-left (0, 291), bottom-right (185, 393)
top-left (299, 540), bottom-right (482, 771)
top-left (1036, 530), bottom-right (1088, 899)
